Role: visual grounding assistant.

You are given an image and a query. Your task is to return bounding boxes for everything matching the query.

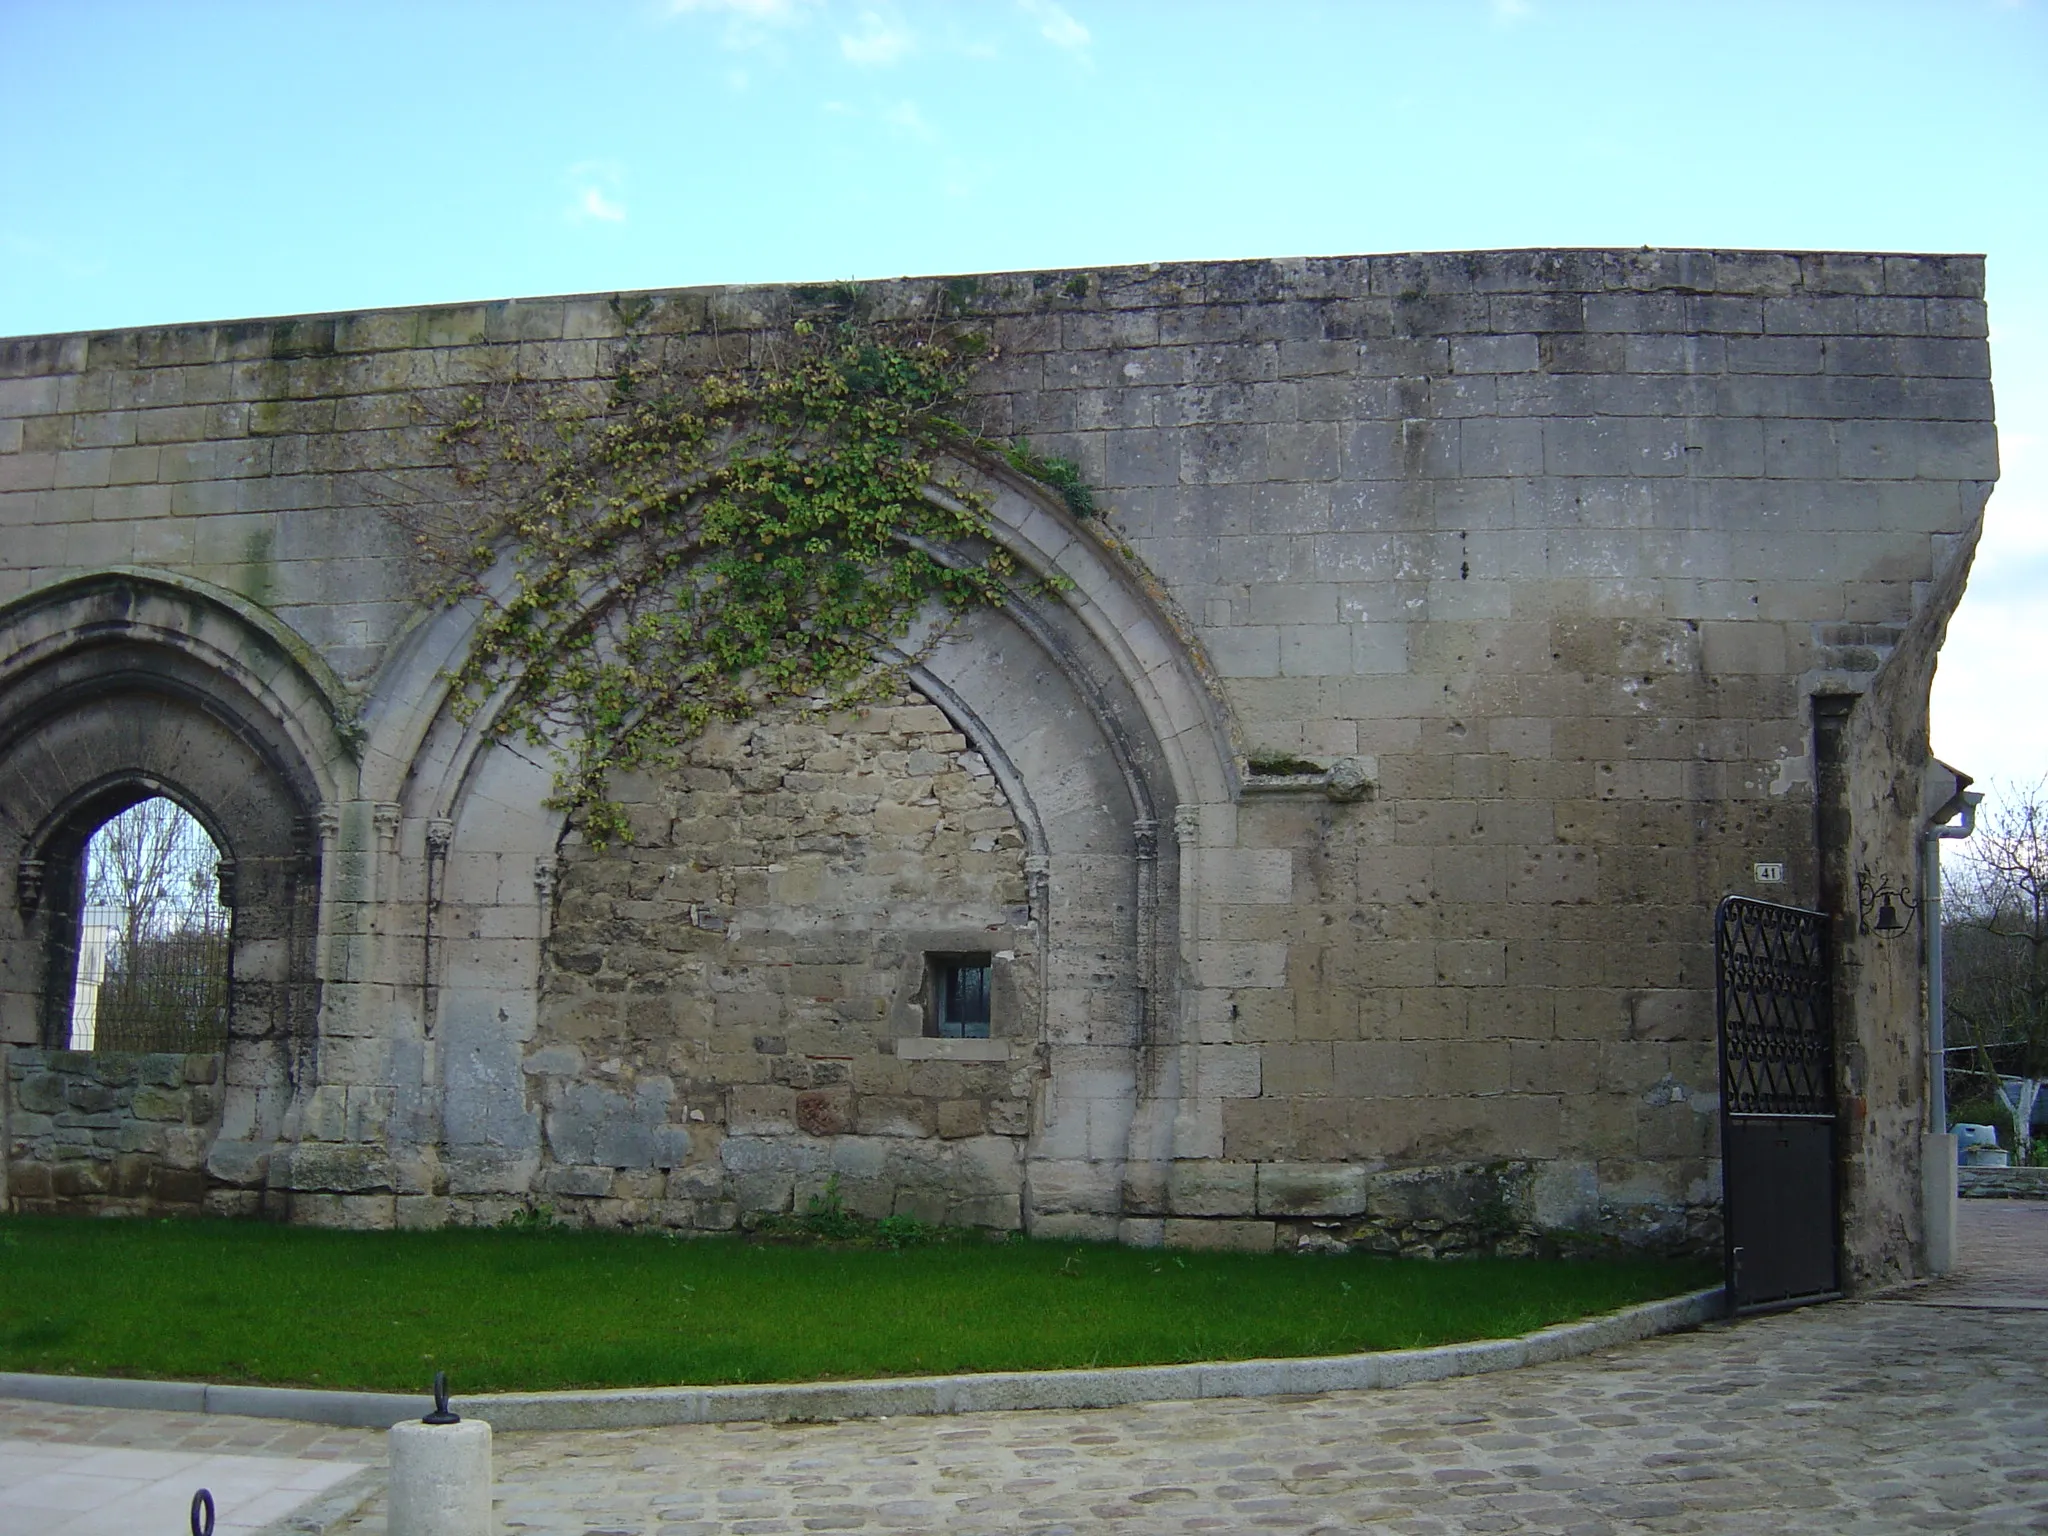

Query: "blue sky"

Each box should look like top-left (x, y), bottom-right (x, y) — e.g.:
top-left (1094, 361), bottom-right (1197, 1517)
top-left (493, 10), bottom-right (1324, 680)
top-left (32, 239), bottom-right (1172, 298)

top-left (2, 0), bottom-right (2042, 798)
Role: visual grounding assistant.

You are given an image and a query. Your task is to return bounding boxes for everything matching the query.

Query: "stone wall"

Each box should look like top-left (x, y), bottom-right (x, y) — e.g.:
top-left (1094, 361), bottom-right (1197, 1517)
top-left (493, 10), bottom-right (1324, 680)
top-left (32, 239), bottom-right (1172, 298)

top-left (5, 1047), bottom-right (223, 1214)
top-left (0, 248), bottom-right (1997, 1284)
top-left (1959, 1167), bottom-right (2048, 1199)
top-left (515, 691), bottom-right (1038, 1230)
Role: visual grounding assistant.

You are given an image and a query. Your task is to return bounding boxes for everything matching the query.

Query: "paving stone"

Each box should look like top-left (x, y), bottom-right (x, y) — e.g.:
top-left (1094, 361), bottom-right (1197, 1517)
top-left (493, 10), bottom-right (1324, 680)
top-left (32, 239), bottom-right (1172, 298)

top-left (290, 1203), bottom-right (2048, 1535)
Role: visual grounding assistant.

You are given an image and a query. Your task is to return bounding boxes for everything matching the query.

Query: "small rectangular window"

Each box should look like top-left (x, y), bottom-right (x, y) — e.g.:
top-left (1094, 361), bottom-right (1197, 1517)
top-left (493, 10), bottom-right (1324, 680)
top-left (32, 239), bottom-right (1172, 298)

top-left (931, 954), bottom-right (992, 1039)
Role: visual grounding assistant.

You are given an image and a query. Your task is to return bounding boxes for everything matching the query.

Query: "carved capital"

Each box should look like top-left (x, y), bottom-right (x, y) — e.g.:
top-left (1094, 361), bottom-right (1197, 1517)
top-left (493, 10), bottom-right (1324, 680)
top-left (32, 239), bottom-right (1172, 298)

top-left (16, 856), bottom-right (45, 915)
top-left (1132, 816), bottom-right (1159, 862)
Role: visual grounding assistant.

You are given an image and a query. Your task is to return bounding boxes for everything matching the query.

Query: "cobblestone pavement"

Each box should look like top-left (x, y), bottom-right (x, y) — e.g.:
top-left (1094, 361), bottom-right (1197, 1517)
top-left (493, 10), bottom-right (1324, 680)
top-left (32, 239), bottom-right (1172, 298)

top-left (1910, 1197), bottom-right (2048, 1306)
top-left (339, 1203), bottom-right (2048, 1536)
top-left (4, 1205), bottom-right (2043, 1535)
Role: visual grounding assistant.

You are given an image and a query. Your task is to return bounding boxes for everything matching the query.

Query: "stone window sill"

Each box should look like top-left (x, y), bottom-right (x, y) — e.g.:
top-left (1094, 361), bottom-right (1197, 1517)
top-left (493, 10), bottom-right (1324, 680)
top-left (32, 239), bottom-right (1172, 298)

top-left (895, 1037), bottom-right (1012, 1062)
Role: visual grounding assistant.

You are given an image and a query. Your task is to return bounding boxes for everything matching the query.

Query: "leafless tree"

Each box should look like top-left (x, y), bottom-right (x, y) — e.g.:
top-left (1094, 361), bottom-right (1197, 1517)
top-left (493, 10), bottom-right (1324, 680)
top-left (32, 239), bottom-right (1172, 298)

top-left (1943, 782), bottom-right (2048, 1156)
top-left (84, 796), bottom-right (220, 953)
top-left (76, 797), bottom-right (229, 1051)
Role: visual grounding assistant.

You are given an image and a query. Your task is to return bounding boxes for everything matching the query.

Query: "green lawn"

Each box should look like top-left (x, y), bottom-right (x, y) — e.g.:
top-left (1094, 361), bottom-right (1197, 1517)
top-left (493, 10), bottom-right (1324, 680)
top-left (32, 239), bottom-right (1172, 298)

top-left (0, 1217), bottom-right (1716, 1393)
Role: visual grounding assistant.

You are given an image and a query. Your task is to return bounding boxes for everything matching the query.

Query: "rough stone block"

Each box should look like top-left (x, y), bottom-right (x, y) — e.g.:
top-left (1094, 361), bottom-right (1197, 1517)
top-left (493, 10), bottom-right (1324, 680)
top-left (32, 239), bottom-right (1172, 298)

top-left (733, 1171), bottom-right (794, 1213)
top-left (50, 1160), bottom-right (111, 1198)
top-left (283, 1142), bottom-right (391, 1194)
top-left (693, 1200), bottom-right (740, 1230)
top-left (16, 1073), bottom-right (65, 1114)
top-left (65, 1081), bottom-right (119, 1114)
top-left (727, 1085), bottom-right (797, 1137)
top-left (396, 1196), bottom-right (451, 1229)
top-left (1257, 1162), bottom-right (1369, 1216)
top-left (112, 1121), bottom-right (166, 1155)
top-left (8, 1163), bottom-right (52, 1199)
top-left (538, 1164), bottom-right (616, 1198)
top-left (935, 1098), bottom-right (984, 1139)
top-left (1167, 1160), bottom-right (1258, 1216)
top-left (301, 1086), bottom-right (348, 1142)
top-left (857, 1096), bottom-right (934, 1137)
top-left (149, 1165), bottom-right (208, 1206)
top-left (206, 1139), bottom-right (272, 1187)
top-left (1029, 1211), bottom-right (1120, 1243)
top-left (795, 1089), bottom-right (852, 1136)
top-left (137, 1054), bottom-right (185, 1087)
top-left (1163, 1218), bottom-right (1277, 1252)
top-left (950, 1193), bottom-right (1023, 1229)
top-left (128, 1086), bottom-right (185, 1122)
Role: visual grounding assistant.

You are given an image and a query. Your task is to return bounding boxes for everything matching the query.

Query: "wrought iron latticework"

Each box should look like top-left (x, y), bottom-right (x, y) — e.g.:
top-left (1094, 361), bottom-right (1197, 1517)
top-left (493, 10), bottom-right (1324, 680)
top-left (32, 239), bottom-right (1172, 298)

top-left (1716, 897), bottom-right (1834, 1117)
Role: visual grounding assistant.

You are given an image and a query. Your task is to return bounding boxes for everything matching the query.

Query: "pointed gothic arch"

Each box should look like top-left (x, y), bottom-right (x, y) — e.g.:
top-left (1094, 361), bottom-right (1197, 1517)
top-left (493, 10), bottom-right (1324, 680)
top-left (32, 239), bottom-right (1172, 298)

top-left (0, 569), bottom-right (354, 1214)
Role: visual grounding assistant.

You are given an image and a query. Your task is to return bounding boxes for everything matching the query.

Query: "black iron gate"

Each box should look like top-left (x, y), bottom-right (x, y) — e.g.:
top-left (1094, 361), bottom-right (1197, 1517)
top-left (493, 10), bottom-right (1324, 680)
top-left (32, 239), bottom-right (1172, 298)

top-left (1715, 896), bottom-right (1841, 1313)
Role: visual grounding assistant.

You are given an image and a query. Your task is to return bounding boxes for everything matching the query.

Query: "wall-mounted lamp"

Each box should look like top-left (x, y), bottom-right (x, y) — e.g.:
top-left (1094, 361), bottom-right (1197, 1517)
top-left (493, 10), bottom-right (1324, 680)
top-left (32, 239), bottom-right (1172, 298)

top-left (1857, 868), bottom-right (1919, 937)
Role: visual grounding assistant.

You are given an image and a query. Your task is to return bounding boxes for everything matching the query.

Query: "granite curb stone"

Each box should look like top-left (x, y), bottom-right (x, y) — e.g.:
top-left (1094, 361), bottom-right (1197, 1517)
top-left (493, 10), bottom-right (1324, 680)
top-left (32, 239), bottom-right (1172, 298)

top-left (247, 1464), bottom-right (387, 1536)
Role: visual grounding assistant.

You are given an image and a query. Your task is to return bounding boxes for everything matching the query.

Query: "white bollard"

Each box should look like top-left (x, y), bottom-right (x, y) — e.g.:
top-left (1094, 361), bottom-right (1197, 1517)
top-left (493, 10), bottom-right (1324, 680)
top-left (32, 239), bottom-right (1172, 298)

top-left (1923, 1130), bottom-right (1959, 1277)
top-left (388, 1416), bottom-right (493, 1536)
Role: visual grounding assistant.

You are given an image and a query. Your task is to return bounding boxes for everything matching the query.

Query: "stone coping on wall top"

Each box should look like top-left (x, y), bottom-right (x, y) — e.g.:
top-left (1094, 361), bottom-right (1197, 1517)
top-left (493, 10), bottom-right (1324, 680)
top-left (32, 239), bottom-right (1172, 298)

top-left (0, 1286), bottom-right (1726, 1433)
top-left (1960, 1166), bottom-right (2048, 1198)
top-left (0, 248), bottom-right (1986, 358)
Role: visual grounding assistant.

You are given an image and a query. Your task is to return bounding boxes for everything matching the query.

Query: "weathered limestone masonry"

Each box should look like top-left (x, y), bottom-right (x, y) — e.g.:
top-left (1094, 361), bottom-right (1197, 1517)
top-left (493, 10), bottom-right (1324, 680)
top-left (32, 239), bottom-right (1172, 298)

top-left (5, 1050), bottom-right (221, 1211)
top-left (0, 249), bottom-right (1996, 1289)
top-left (530, 695), bottom-right (1039, 1232)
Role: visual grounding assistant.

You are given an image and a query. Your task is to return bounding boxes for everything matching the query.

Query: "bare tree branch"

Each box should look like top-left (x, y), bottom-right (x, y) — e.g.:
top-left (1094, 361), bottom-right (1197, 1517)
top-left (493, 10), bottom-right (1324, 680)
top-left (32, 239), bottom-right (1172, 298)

top-left (1944, 781), bottom-right (2048, 1153)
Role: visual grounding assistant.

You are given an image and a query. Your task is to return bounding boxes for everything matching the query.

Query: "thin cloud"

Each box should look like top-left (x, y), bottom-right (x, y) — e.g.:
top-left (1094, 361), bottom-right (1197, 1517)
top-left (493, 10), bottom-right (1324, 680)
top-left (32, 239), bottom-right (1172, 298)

top-left (566, 162), bottom-right (627, 225)
top-left (669, 0), bottom-right (821, 48)
top-left (669, 0), bottom-right (813, 19)
top-left (882, 98), bottom-right (936, 140)
top-left (840, 9), bottom-right (914, 65)
top-left (0, 229), bottom-right (109, 281)
top-left (1018, 0), bottom-right (1089, 54)
top-left (1490, 0), bottom-right (1534, 20)
top-left (940, 154), bottom-right (992, 200)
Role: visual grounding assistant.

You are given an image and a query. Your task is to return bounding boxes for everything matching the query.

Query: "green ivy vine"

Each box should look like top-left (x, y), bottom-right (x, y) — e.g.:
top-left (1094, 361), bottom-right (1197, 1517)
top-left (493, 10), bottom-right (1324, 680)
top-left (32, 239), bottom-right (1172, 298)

top-left (413, 301), bottom-right (1084, 847)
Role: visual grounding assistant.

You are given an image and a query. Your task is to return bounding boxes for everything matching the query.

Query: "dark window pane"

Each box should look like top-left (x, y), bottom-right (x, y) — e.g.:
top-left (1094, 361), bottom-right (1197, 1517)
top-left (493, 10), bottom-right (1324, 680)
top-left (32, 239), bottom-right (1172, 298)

top-left (936, 958), bottom-right (991, 1039)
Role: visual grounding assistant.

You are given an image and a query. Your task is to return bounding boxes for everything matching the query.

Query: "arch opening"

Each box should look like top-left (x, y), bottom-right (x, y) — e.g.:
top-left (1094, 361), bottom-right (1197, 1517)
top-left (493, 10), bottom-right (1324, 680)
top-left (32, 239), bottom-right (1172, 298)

top-left (60, 796), bottom-right (232, 1054)
top-left (0, 571), bottom-right (345, 1217)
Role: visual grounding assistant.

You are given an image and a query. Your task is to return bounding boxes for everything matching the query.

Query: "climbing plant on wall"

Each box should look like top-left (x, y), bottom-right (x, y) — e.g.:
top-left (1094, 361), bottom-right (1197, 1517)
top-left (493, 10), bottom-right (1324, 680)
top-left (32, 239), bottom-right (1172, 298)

top-left (408, 295), bottom-right (1081, 847)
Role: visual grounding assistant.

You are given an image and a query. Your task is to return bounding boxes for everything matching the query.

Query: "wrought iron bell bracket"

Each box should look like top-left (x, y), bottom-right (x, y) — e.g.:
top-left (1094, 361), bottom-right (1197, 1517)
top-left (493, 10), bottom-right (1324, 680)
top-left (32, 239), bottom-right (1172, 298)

top-left (1855, 868), bottom-right (1918, 938)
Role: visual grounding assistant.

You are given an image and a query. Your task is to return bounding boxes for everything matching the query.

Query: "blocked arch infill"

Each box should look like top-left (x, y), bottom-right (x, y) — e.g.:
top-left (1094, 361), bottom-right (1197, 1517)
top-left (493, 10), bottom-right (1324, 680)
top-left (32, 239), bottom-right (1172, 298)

top-left (359, 465), bottom-right (1232, 1230)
